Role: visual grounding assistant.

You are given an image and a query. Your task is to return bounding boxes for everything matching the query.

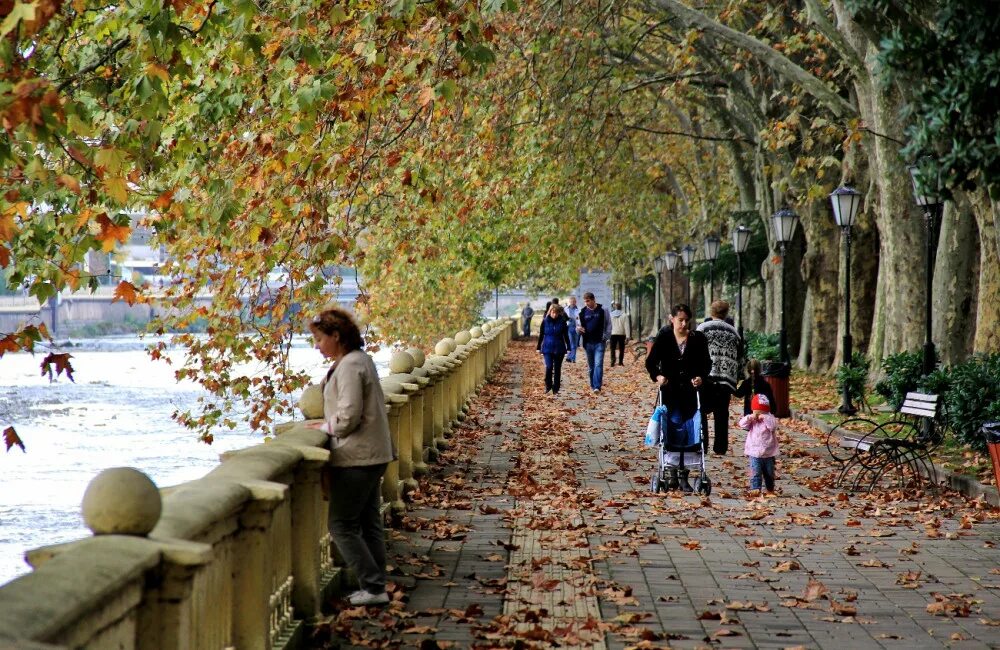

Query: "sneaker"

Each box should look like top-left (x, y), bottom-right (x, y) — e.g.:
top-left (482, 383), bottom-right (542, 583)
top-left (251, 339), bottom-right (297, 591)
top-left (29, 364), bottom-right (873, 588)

top-left (349, 590), bottom-right (390, 606)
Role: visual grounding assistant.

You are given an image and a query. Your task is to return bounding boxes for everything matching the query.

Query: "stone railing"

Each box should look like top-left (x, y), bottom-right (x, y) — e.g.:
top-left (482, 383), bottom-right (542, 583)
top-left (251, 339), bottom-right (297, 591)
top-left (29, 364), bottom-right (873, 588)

top-left (0, 320), bottom-right (513, 649)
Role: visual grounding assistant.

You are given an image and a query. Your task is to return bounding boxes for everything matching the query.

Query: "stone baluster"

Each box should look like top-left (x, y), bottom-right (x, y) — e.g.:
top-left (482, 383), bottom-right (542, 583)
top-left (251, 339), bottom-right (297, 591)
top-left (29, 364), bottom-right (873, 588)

top-left (379, 387), bottom-right (407, 515)
top-left (406, 346), bottom-right (439, 470)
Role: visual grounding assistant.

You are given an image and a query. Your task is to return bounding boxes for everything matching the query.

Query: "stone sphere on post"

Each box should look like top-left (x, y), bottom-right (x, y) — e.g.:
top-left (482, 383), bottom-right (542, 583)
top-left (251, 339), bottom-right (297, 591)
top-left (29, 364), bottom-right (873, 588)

top-left (454, 331), bottom-right (472, 345)
top-left (82, 468), bottom-right (162, 536)
top-left (481, 322), bottom-right (493, 334)
top-left (436, 338), bottom-right (456, 355)
top-left (299, 384), bottom-right (325, 420)
top-left (470, 326), bottom-right (484, 338)
top-left (406, 347), bottom-right (426, 368)
top-left (389, 351), bottom-right (415, 374)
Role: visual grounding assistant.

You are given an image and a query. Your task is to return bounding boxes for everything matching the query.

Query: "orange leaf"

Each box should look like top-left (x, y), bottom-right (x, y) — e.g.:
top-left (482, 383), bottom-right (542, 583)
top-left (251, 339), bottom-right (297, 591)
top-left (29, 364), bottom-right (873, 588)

top-left (0, 246), bottom-right (9, 268)
top-left (40, 352), bottom-right (75, 382)
top-left (0, 334), bottom-right (19, 356)
top-left (57, 174), bottom-right (81, 193)
top-left (151, 189), bottom-right (174, 210)
top-left (96, 213), bottom-right (131, 252)
top-left (112, 280), bottom-right (140, 306)
top-left (3, 427), bottom-right (25, 453)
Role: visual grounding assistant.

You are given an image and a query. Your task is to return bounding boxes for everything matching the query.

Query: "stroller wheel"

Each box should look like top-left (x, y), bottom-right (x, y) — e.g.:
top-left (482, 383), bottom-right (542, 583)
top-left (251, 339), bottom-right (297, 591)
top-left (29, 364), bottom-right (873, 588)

top-left (650, 474), bottom-right (662, 494)
top-left (696, 475), bottom-right (712, 496)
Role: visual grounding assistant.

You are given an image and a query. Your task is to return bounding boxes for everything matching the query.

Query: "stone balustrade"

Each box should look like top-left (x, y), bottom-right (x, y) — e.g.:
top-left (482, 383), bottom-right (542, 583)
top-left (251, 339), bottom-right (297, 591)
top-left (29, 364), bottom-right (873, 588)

top-left (0, 319), bottom-right (513, 649)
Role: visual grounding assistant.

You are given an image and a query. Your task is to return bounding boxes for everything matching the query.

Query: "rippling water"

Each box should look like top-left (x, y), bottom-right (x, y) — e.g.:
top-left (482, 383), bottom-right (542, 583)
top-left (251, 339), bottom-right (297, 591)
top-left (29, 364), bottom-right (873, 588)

top-left (0, 336), bottom-right (389, 585)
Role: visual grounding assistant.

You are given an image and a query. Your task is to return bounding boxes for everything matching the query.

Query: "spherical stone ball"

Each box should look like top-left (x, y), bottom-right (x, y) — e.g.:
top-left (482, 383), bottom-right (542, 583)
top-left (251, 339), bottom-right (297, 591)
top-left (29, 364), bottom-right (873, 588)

top-left (299, 383), bottom-right (325, 419)
top-left (436, 338), bottom-right (456, 355)
top-left (406, 347), bottom-right (426, 368)
top-left (454, 331), bottom-right (472, 345)
top-left (470, 326), bottom-right (483, 338)
top-left (82, 468), bottom-right (162, 536)
top-left (481, 322), bottom-right (493, 333)
top-left (389, 351), bottom-right (415, 374)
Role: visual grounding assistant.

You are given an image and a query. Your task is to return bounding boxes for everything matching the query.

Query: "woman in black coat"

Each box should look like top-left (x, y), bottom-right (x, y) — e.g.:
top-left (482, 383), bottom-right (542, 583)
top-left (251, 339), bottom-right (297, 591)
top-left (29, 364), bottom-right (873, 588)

top-left (646, 303), bottom-right (712, 418)
top-left (645, 304), bottom-right (712, 489)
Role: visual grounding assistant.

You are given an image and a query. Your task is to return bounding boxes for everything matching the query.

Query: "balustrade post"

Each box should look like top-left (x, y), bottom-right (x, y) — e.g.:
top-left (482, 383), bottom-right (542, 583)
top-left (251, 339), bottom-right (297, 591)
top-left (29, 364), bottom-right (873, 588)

top-left (380, 394), bottom-right (407, 515)
top-left (231, 480), bottom-right (288, 650)
top-left (283, 445), bottom-right (330, 620)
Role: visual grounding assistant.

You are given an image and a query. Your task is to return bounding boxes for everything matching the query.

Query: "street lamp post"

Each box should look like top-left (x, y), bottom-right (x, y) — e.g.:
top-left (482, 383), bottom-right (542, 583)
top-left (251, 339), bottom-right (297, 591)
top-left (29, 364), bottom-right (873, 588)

top-left (830, 186), bottom-right (863, 415)
top-left (681, 244), bottom-right (696, 307)
top-left (771, 208), bottom-right (800, 365)
top-left (664, 251), bottom-right (679, 312)
top-left (653, 256), bottom-right (666, 330)
top-left (703, 235), bottom-right (721, 306)
top-left (908, 164), bottom-right (943, 377)
top-left (731, 225), bottom-right (752, 344)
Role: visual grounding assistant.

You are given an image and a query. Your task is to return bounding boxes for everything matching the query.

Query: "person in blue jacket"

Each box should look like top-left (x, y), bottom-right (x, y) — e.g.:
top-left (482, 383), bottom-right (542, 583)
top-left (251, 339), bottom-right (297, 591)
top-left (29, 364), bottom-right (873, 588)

top-left (537, 303), bottom-right (572, 394)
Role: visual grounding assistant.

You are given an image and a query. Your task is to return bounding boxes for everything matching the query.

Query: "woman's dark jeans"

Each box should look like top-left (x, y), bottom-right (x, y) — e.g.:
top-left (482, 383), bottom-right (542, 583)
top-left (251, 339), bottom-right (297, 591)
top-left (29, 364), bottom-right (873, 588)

top-left (543, 352), bottom-right (566, 393)
top-left (327, 463), bottom-right (388, 594)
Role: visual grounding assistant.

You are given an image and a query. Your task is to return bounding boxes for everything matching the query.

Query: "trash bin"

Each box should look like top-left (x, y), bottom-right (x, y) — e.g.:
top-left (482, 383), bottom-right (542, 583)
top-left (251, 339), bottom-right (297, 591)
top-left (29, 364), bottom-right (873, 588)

top-left (983, 422), bottom-right (1000, 495)
top-left (762, 361), bottom-right (791, 418)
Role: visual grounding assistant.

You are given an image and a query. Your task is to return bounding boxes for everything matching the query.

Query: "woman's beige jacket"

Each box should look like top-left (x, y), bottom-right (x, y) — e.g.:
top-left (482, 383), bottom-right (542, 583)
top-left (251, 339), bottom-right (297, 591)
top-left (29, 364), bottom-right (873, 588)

top-left (320, 349), bottom-right (396, 467)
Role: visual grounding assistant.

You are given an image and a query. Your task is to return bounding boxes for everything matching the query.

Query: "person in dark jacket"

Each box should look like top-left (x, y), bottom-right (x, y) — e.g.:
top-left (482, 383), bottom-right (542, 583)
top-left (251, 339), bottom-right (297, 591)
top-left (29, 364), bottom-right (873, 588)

top-left (537, 303), bottom-right (571, 394)
top-left (734, 359), bottom-right (776, 416)
top-left (577, 292), bottom-right (612, 393)
top-left (696, 300), bottom-right (741, 455)
top-left (645, 303), bottom-right (712, 490)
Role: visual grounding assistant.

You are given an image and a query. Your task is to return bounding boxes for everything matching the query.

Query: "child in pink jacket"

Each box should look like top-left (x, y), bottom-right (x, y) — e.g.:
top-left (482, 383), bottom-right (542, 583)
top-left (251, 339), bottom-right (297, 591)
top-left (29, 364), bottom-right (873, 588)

top-left (738, 394), bottom-right (780, 493)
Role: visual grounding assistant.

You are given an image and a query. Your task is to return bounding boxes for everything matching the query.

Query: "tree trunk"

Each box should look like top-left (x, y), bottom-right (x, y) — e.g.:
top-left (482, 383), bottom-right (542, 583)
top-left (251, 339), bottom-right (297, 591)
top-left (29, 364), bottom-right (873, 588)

top-left (857, 79), bottom-right (926, 367)
top-left (932, 196), bottom-right (978, 364)
top-left (800, 203), bottom-right (840, 372)
top-left (969, 189), bottom-right (1000, 353)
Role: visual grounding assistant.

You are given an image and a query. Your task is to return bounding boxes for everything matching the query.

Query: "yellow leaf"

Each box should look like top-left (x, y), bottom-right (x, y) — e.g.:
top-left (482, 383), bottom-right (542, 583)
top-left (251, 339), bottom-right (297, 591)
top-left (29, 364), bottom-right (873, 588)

top-left (75, 209), bottom-right (92, 230)
top-left (146, 63), bottom-right (170, 83)
top-left (104, 177), bottom-right (128, 204)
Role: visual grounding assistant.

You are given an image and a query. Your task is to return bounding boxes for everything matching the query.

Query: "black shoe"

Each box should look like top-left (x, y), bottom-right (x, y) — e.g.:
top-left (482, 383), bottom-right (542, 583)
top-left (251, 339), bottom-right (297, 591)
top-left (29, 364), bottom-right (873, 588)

top-left (666, 468), bottom-right (680, 491)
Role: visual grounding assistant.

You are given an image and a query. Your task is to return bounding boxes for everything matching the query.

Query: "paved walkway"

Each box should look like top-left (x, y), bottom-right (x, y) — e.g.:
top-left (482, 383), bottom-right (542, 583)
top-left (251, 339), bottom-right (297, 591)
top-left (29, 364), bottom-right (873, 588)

top-left (316, 341), bottom-right (1000, 649)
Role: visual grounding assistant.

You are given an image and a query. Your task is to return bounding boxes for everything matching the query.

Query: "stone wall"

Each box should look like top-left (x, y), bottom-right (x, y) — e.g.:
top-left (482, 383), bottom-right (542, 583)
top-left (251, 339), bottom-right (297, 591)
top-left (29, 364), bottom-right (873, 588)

top-left (0, 320), bottom-right (514, 649)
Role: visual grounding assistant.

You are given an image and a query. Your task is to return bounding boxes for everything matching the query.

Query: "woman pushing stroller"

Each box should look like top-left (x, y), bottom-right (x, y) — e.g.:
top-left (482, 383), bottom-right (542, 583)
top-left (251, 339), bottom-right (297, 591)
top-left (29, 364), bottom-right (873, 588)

top-left (645, 303), bottom-right (712, 492)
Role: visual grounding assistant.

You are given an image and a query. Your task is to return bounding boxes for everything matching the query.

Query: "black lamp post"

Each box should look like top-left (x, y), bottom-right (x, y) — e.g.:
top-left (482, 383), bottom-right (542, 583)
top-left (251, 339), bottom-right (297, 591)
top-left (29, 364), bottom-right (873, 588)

top-left (681, 244), bottom-right (695, 307)
top-left (771, 208), bottom-right (800, 365)
top-left (731, 225), bottom-right (752, 343)
top-left (830, 186), bottom-right (862, 414)
top-left (908, 163), bottom-right (943, 377)
top-left (703, 235), bottom-right (721, 305)
top-left (653, 256), bottom-right (666, 329)
top-left (664, 251), bottom-right (679, 312)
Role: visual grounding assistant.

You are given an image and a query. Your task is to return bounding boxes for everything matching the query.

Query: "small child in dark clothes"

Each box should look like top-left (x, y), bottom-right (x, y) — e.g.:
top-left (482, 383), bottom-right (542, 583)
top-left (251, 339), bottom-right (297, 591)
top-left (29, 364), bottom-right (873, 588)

top-left (734, 359), bottom-right (776, 415)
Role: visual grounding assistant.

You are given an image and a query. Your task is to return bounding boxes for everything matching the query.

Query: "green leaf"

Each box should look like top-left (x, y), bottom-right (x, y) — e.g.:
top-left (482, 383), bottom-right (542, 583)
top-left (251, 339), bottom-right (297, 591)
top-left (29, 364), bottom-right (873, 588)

top-left (0, 1), bottom-right (36, 38)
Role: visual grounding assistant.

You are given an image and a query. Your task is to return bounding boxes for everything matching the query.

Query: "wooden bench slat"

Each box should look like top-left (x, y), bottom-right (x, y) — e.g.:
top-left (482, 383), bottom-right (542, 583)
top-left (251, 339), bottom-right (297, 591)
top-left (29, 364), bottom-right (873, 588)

top-left (901, 405), bottom-right (938, 418)
top-left (904, 392), bottom-right (938, 403)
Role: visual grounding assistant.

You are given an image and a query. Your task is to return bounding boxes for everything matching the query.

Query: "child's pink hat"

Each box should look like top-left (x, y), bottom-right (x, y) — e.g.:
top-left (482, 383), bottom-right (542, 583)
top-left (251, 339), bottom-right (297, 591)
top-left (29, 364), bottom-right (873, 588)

top-left (750, 394), bottom-right (771, 413)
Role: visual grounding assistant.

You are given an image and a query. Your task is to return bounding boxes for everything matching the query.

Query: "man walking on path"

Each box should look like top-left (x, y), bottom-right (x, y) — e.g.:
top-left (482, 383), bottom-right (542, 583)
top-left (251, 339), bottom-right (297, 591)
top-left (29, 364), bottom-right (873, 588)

top-left (608, 302), bottom-right (629, 367)
top-left (577, 292), bottom-right (612, 393)
top-left (521, 303), bottom-right (534, 337)
top-left (697, 300), bottom-right (741, 454)
top-left (565, 295), bottom-right (581, 362)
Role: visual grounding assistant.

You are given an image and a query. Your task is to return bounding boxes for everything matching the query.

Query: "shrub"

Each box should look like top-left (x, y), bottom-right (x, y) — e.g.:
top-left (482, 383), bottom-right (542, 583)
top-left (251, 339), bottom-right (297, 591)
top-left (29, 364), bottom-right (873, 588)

top-left (744, 331), bottom-right (779, 362)
top-left (940, 354), bottom-right (1000, 453)
top-left (874, 350), bottom-right (925, 410)
top-left (836, 351), bottom-right (871, 411)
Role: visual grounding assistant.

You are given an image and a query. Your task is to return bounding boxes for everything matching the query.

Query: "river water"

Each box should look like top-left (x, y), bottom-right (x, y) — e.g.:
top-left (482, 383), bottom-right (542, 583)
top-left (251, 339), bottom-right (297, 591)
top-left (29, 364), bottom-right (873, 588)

top-left (0, 336), bottom-right (390, 586)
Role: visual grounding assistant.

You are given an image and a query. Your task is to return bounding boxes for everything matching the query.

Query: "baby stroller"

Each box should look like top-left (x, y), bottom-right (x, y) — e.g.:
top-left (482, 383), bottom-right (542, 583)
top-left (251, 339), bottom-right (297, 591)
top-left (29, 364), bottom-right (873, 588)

top-left (649, 390), bottom-right (711, 495)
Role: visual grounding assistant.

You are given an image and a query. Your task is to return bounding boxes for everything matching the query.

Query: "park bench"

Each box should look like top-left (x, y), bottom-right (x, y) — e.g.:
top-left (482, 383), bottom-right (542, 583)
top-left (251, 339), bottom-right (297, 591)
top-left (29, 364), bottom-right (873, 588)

top-left (826, 392), bottom-right (942, 493)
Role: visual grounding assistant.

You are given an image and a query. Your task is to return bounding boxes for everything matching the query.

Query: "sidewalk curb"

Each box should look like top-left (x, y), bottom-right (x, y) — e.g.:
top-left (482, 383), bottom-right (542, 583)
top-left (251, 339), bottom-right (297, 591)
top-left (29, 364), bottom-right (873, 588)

top-left (791, 409), bottom-right (999, 507)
